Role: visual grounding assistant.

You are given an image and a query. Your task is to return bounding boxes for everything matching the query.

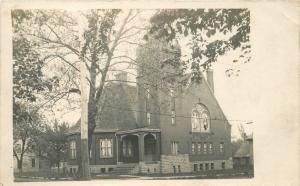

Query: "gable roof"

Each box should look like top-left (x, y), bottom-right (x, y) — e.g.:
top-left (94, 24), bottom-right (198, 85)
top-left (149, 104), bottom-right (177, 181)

top-left (67, 82), bottom-right (138, 135)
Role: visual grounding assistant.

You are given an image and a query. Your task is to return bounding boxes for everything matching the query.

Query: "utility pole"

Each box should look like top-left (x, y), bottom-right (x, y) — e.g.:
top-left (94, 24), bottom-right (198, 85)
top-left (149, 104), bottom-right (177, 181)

top-left (80, 56), bottom-right (91, 180)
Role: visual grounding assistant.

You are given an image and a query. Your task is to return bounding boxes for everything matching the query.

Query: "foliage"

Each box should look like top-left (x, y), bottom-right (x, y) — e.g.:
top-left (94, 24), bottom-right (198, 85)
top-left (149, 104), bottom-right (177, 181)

top-left (231, 138), bottom-right (244, 156)
top-left (13, 102), bottom-right (45, 171)
top-left (12, 10), bottom-right (55, 103)
top-left (37, 121), bottom-right (69, 167)
top-left (148, 9), bottom-right (251, 79)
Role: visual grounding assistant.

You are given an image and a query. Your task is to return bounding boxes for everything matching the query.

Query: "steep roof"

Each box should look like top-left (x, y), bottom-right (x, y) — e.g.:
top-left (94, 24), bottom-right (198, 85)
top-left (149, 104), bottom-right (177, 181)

top-left (67, 82), bottom-right (138, 134)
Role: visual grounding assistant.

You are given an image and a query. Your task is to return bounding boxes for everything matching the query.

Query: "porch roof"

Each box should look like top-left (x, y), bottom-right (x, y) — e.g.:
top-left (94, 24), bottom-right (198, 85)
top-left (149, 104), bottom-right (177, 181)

top-left (116, 127), bottom-right (160, 135)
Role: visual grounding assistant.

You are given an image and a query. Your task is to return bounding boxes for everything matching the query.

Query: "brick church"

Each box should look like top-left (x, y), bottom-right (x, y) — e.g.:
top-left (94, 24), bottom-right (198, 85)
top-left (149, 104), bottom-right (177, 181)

top-left (66, 69), bottom-right (233, 175)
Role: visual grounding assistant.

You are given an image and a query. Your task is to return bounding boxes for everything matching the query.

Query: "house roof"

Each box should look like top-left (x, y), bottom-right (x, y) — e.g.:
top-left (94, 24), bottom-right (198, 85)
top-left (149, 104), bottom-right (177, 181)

top-left (67, 82), bottom-right (138, 135)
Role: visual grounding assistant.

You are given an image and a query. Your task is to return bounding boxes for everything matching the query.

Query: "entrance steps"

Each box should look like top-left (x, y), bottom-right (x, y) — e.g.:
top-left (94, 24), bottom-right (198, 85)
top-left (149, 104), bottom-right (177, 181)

top-left (111, 163), bottom-right (138, 175)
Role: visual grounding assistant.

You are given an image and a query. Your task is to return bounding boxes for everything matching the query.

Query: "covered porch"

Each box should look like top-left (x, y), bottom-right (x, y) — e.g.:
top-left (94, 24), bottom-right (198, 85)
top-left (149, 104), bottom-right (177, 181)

top-left (116, 128), bottom-right (161, 163)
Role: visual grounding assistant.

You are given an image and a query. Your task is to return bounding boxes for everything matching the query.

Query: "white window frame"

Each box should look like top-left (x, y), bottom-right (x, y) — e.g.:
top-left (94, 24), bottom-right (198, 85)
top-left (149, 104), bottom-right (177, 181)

top-left (171, 110), bottom-right (176, 125)
top-left (197, 143), bottom-right (201, 154)
top-left (171, 141), bottom-right (179, 155)
top-left (70, 141), bottom-right (76, 159)
top-left (146, 112), bottom-right (151, 125)
top-left (203, 142), bottom-right (207, 154)
top-left (209, 143), bottom-right (213, 154)
top-left (191, 142), bottom-right (196, 154)
top-left (100, 138), bottom-right (113, 158)
top-left (220, 142), bottom-right (224, 154)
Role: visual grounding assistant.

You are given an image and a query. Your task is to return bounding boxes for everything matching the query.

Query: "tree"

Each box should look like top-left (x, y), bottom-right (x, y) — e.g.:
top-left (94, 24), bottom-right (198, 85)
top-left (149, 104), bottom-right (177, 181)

top-left (13, 103), bottom-right (45, 173)
top-left (37, 121), bottom-right (69, 179)
top-left (148, 9), bottom-right (251, 79)
top-left (14, 9), bottom-right (151, 178)
top-left (12, 10), bottom-right (57, 173)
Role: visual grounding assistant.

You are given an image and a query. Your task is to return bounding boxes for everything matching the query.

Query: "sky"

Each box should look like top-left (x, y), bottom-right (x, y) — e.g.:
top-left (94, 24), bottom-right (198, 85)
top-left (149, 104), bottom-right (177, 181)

top-left (47, 9), bottom-right (253, 139)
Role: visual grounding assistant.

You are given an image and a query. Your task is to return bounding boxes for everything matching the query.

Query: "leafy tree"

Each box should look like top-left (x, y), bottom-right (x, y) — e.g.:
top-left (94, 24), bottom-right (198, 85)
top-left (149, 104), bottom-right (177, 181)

top-left (13, 103), bottom-right (45, 173)
top-left (13, 9), bottom-right (150, 178)
top-left (12, 10), bottom-right (57, 173)
top-left (148, 9), bottom-right (251, 79)
top-left (37, 121), bottom-right (69, 178)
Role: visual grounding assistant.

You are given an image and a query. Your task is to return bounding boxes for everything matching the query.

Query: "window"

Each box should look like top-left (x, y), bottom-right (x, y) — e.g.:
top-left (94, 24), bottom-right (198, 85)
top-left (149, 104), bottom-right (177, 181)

top-left (171, 141), bottom-right (179, 155)
top-left (147, 112), bottom-right (151, 125)
top-left (31, 158), bottom-right (35, 168)
top-left (191, 104), bottom-right (210, 132)
top-left (146, 87), bottom-right (151, 125)
top-left (178, 165), bottom-right (181, 173)
top-left (220, 142), bottom-right (224, 154)
top-left (197, 143), bottom-right (202, 154)
top-left (146, 88), bottom-right (151, 99)
top-left (205, 163), bottom-right (209, 170)
top-left (191, 142), bottom-right (196, 154)
top-left (222, 162), bottom-right (225, 169)
top-left (194, 164), bottom-right (198, 172)
top-left (101, 168), bottom-right (106, 173)
top-left (199, 164), bottom-right (203, 171)
top-left (171, 110), bottom-right (176, 125)
top-left (100, 138), bottom-right (113, 158)
top-left (70, 141), bottom-right (76, 159)
top-left (211, 163), bottom-right (214, 170)
top-left (203, 143), bottom-right (207, 154)
top-left (209, 143), bottom-right (213, 154)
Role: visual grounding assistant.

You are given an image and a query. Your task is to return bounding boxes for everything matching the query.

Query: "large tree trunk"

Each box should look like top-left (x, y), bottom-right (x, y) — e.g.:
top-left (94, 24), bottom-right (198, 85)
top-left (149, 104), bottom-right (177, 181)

top-left (17, 159), bottom-right (23, 174)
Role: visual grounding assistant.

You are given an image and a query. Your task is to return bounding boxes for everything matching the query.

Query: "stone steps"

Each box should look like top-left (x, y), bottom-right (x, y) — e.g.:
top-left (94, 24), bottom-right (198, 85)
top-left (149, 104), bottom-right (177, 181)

top-left (111, 163), bottom-right (138, 174)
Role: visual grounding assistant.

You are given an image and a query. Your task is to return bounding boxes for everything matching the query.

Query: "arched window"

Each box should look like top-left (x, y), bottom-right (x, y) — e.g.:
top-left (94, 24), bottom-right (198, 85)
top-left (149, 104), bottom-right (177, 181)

top-left (191, 104), bottom-right (210, 132)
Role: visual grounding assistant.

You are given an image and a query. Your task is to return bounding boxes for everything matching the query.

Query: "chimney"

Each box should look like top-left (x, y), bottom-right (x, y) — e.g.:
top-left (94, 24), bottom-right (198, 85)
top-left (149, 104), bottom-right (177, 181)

top-left (206, 68), bottom-right (214, 93)
top-left (115, 72), bottom-right (127, 82)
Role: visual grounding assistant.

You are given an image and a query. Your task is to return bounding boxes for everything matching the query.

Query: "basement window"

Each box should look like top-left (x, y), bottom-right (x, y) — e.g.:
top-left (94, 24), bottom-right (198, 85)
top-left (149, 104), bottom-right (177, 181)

top-left (194, 164), bottom-right (198, 172)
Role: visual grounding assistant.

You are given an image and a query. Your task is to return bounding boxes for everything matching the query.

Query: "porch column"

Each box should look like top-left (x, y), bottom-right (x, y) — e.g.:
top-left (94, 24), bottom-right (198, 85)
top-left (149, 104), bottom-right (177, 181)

top-left (138, 133), bottom-right (144, 162)
top-left (155, 134), bottom-right (160, 161)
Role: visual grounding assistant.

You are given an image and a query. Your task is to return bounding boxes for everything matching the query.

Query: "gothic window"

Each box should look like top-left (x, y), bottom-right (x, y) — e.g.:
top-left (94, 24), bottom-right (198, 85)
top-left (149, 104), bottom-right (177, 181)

top-left (191, 104), bottom-right (210, 132)
top-left (100, 138), bottom-right (113, 158)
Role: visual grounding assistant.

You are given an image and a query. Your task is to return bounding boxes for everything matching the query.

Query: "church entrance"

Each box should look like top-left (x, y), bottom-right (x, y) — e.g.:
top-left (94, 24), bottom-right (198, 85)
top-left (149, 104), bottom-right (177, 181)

top-left (144, 134), bottom-right (156, 161)
top-left (120, 135), bottom-right (139, 163)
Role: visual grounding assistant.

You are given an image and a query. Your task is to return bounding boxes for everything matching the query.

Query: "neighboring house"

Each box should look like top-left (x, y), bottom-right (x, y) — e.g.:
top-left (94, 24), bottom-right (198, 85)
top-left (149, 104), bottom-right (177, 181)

top-left (233, 134), bottom-right (253, 170)
top-left (66, 68), bottom-right (233, 175)
top-left (13, 141), bottom-right (49, 173)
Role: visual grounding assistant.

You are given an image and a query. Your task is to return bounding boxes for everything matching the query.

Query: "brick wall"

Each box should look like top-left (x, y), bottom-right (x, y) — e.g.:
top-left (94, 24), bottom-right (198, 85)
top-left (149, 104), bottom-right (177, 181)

top-left (161, 154), bottom-right (191, 174)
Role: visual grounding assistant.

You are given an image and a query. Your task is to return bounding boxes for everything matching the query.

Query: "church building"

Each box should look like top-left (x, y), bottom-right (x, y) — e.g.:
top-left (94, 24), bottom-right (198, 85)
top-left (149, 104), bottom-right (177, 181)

top-left (66, 67), bottom-right (233, 175)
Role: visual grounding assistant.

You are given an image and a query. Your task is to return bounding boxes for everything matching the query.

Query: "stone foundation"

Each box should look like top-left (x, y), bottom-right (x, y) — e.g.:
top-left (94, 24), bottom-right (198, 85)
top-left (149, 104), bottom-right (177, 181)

top-left (190, 159), bottom-right (233, 172)
top-left (89, 165), bottom-right (116, 174)
top-left (161, 154), bottom-right (191, 174)
top-left (130, 162), bottom-right (160, 174)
